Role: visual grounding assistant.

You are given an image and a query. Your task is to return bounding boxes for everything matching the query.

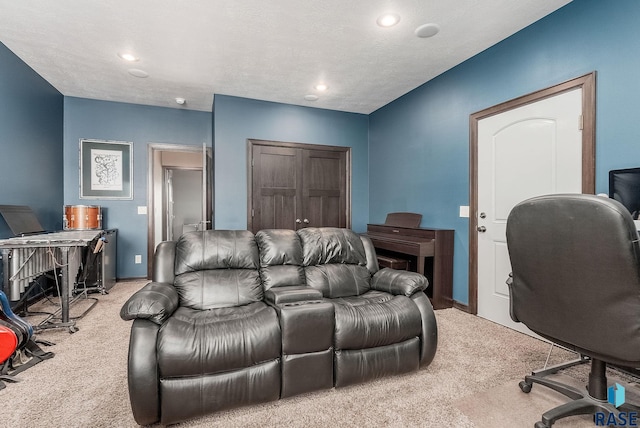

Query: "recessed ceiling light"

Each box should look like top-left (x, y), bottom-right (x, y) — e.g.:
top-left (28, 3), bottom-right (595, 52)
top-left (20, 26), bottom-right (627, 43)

top-left (315, 84), bottom-right (328, 92)
top-left (415, 23), bottom-right (440, 38)
top-left (377, 13), bottom-right (400, 28)
top-left (304, 95), bottom-right (319, 101)
top-left (118, 52), bottom-right (139, 62)
top-left (128, 68), bottom-right (149, 78)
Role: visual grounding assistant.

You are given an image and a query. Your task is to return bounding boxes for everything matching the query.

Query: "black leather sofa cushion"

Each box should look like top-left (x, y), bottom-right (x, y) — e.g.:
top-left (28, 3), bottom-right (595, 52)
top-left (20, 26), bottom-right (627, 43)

top-left (333, 290), bottom-right (422, 350)
top-left (256, 229), bottom-right (306, 290)
top-left (174, 230), bottom-right (259, 274)
top-left (298, 227), bottom-right (367, 266)
top-left (305, 264), bottom-right (371, 298)
top-left (157, 302), bottom-right (281, 378)
top-left (173, 230), bottom-right (263, 309)
top-left (175, 269), bottom-right (263, 310)
top-left (256, 229), bottom-right (303, 266)
top-left (259, 265), bottom-right (306, 290)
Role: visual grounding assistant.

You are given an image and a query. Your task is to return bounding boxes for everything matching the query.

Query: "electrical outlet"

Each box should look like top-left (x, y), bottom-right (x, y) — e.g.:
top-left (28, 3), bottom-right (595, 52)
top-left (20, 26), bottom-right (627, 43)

top-left (135, 255), bottom-right (142, 264)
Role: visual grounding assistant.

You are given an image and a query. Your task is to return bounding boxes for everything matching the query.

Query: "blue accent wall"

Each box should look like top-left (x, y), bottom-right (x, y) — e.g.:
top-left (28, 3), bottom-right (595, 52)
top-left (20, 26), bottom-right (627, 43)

top-left (0, 42), bottom-right (63, 238)
top-left (63, 97), bottom-right (212, 278)
top-left (213, 95), bottom-right (370, 232)
top-left (369, 0), bottom-right (640, 305)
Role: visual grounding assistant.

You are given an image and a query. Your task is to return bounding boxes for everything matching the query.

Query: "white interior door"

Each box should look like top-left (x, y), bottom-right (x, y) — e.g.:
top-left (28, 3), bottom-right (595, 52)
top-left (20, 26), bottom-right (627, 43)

top-left (477, 88), bottom-right (583, 334)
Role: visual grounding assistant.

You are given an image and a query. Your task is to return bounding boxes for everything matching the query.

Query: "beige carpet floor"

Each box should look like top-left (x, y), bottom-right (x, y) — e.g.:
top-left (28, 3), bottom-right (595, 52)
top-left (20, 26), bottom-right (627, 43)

top-left (1, 280), bottom-right (637, 427)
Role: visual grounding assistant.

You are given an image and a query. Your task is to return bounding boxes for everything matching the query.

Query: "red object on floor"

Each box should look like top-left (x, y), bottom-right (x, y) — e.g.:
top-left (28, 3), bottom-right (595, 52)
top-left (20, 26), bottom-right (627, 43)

top-left (0, 325), bottom-right (18, 364)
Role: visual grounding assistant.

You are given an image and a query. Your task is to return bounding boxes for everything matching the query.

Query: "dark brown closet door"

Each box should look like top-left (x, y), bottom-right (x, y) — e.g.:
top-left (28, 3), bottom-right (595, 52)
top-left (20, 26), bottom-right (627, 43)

top-left (248, 139), bottom-right (350, 233)
top-left (250, 144), bottom-right (301, 231)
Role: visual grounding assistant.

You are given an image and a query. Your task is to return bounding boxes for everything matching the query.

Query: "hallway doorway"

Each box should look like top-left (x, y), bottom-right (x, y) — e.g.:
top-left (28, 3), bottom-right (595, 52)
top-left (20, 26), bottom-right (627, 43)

top-left (147, 143), bottom-right (212, 278)
top-left (165, 167), bottom-right (203, 240)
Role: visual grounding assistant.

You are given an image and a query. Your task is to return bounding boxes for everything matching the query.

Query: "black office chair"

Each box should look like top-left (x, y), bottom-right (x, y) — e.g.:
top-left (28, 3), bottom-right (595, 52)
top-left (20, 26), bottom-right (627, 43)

top-left (506, 194), bottom-right (640, 428)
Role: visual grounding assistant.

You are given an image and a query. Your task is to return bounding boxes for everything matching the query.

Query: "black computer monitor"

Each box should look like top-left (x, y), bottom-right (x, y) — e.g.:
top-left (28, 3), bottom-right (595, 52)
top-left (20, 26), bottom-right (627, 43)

top-left (609, 167), bottom-right (640, 219)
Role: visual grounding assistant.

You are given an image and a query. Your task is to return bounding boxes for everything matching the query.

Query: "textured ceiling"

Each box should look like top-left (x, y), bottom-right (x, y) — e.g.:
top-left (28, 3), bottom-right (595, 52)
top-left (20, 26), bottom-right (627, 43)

top-left (0, 0), bottom-right (572, 114)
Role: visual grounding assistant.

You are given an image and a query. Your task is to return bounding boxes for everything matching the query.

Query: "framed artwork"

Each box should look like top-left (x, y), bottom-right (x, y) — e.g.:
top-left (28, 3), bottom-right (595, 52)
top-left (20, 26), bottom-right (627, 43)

top-left (80, 139), bottom-right (133, 199)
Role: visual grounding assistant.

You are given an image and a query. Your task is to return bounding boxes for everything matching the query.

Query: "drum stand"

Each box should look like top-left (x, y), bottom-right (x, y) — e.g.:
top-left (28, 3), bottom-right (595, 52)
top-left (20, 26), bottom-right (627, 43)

top-left (35, 291), bottom-right (98, 334)
top-left (33, 247), bottom-right (97, 334)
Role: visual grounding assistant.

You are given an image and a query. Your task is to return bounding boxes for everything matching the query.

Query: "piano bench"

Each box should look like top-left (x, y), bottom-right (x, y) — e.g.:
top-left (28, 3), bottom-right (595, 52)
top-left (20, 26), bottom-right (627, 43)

top-left (377, 255), bottom-right (409, 271)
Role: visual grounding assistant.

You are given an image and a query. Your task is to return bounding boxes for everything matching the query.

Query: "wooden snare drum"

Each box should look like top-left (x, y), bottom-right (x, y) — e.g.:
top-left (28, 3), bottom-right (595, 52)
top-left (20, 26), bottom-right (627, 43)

top-left (63, 205), bottom-right (102, 230)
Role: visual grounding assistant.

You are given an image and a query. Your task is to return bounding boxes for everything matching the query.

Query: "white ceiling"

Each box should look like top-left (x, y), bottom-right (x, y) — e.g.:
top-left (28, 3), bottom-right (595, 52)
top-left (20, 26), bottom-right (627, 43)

top-left (0, 0), bottom-right (572, 114)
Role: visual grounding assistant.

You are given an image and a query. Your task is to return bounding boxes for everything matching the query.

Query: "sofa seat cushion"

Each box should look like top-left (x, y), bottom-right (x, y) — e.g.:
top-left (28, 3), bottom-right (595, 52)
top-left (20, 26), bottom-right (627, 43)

top-left (332, 290), bottom-right (422, 350)
top-left (157, 302), bottom-right (281, 378)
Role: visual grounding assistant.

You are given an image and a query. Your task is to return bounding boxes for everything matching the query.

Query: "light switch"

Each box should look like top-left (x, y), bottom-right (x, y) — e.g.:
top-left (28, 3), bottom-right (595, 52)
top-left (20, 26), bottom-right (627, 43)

top-left (137, 206), bottom-right (147, 215)
top-left (459, 206), bottom-right (470, 218)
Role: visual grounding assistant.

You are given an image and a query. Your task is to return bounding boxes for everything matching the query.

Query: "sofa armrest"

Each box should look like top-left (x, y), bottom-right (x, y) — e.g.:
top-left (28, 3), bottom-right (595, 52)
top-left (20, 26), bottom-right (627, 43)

top-left (412, 292), bottom-right (438, 366)
top-left (127, 319), bottom-right (161, 425)
top-left (153, 241), bottom-right (176, 283)
top-left (264, 286), bottom-right (324, 305)
top-left (120, 282), bottom-right (179, 325)
top-left (370, 268), bottom-right (428, 297)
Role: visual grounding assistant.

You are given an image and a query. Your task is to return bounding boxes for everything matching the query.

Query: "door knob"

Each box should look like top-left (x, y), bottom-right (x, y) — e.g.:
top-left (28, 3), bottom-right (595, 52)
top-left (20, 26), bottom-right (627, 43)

top-left (295, 219), bottom-right (302, 224)
top-left (477, 226), bottom-right (487, 233)
top-left (303, 218), bottom-right (310, 224)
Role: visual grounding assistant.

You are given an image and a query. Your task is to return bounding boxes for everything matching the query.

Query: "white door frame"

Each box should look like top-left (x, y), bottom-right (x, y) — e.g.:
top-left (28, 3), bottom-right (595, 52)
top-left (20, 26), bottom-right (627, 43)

top-left (467, 72), bottom-right (596, 314)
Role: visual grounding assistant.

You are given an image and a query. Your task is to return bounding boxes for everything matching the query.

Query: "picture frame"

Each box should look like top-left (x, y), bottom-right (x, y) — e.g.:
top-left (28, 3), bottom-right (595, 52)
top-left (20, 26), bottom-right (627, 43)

top-left (80, 139), bottom-right (133, 199)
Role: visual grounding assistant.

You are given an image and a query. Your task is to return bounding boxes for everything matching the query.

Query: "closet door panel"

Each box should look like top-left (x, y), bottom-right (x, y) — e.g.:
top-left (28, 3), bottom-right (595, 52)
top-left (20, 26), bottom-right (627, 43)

top-left (251, 145), bottom-right (300, 231)
top-left (302, 149), bottom-right (346, 228)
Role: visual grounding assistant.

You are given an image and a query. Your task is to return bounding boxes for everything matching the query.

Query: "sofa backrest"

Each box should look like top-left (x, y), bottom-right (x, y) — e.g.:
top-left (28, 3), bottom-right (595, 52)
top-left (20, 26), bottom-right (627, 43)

top-left (297, 227), bottom-right (371, 298)
top-left (255, 229), bottom-right (306, 290)
top-left (173, 230), bottom-right (262, 310)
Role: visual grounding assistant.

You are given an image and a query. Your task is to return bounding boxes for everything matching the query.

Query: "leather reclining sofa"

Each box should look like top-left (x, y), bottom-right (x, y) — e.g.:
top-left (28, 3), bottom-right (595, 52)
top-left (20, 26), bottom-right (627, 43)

top-left (120, 227), bottom-right (438, 425)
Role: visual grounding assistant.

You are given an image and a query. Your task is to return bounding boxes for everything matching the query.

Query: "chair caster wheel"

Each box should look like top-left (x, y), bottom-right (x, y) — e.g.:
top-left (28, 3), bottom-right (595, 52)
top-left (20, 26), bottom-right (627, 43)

top-left (68, 326), bottom-right (78, 334)
top-left (519, 380), bottom-right (532, 393)
top-left (535, 421), bottom-right (549, 428)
